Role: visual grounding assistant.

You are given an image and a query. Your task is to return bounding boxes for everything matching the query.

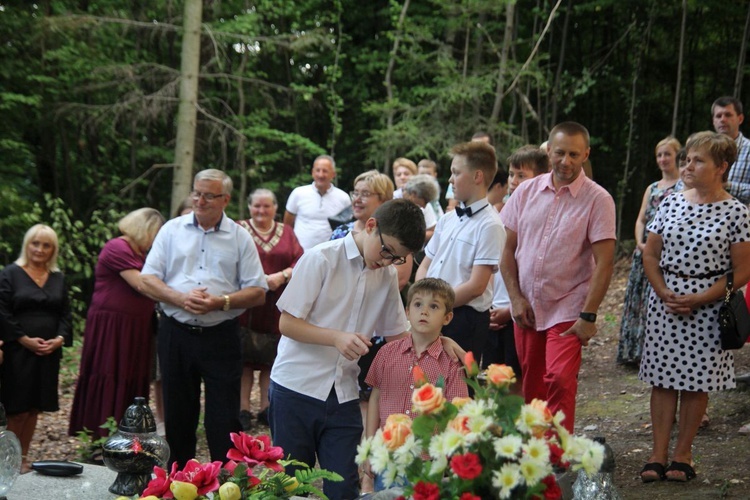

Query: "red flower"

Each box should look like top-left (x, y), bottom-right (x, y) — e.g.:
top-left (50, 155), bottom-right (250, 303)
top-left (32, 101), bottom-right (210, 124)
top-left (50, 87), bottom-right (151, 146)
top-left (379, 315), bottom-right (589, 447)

top-left (413, 481), bottom-right (441, 500)
top-left (547, 443), bottom-right (569, 468)
top-left (464, 351), bottom-right (479, 377)
top-left (226, 432), bottom-right (284, 472)
top-left (412, 365), bottom-right (428, 387)
top-left (460, 493), bottom-right (481, 500)
top-left (541, 474), bottom-right (562, 500)
top-left (142, 462), bottom-right (178, 498)
top-left (450, 452), bottom-right (483, 480)
top-left (172, 459), bottom-right (222, 495)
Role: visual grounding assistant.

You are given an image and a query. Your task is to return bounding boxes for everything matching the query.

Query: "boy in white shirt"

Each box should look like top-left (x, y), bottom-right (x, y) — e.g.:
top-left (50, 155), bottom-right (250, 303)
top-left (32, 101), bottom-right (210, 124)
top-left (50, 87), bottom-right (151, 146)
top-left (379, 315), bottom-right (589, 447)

top-left (269, 199), bottom-right (428, 499)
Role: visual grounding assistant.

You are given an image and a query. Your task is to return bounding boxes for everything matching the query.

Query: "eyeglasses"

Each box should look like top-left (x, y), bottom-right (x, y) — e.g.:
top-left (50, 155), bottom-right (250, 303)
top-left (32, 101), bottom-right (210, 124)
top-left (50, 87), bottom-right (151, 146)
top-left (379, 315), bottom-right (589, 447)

top-left (378, 230), bottom-right (407, 265)
top-left (190, 191), bottom-right (227, 202)
top-left (350, 190), bottom-right (375, 200)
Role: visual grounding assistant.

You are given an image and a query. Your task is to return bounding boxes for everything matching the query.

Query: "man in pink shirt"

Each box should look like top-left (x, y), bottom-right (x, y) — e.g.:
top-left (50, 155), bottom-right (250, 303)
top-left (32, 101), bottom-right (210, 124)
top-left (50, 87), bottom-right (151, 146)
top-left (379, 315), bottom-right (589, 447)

top-left (500, 122), bottom-right (615, 433)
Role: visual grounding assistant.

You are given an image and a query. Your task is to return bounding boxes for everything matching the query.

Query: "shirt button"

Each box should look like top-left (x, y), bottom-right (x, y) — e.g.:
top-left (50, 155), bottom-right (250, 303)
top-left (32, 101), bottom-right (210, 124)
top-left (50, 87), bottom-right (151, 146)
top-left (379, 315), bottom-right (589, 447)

top-left (405, 410), bottom-right (410, 415)
top-left (409, 384), bottom-right (414, 389)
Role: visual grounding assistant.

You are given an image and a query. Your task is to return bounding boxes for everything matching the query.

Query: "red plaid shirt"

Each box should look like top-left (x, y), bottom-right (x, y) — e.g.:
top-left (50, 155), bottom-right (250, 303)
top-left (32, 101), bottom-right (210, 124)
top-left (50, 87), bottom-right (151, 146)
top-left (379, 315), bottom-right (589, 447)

top-left (365, 335), bottom-right (468, 428)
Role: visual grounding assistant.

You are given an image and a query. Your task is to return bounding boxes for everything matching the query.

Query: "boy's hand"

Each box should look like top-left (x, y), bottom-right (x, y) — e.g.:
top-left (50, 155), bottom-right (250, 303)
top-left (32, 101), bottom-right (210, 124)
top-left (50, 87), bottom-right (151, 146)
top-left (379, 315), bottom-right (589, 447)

top-left (439, 336), bottom-right (466, 362)
top-left (335, 332), bottom-right (371, 360)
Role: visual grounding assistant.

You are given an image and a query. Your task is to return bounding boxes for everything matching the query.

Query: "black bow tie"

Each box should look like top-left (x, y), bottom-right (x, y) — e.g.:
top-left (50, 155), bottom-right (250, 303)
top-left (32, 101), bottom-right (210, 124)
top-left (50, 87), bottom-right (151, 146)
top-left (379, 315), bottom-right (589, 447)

top-left (455, 204), bottom-right (488, 219)
top-left (455, 205), bottom-right (473, 217)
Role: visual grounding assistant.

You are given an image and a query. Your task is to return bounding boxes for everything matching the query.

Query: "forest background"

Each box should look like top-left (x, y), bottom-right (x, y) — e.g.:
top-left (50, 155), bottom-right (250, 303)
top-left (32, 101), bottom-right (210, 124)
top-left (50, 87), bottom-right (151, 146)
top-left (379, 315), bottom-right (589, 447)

top-left (2, 0), bottom-right (750, 326)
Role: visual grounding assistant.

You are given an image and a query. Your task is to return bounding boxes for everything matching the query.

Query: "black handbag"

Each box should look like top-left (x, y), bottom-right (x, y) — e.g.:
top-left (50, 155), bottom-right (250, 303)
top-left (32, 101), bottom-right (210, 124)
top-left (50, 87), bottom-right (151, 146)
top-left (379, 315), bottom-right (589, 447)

top-left (328, 205), bottom-right (354, 230)
top-left (718, 271), bottom-right (750, 350)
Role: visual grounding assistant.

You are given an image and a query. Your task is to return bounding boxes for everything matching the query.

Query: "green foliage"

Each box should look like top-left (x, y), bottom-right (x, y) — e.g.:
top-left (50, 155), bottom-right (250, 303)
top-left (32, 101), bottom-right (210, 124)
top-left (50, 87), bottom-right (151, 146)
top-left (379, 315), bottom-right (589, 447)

top-left (74, 416), bottom-right (119, 463)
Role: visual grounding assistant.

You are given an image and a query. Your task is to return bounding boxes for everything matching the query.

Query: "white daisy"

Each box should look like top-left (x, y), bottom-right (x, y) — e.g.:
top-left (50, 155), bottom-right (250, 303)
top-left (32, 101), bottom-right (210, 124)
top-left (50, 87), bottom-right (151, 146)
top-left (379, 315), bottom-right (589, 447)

top-left (519, 453), bottom-right (552, 486)
top-left (492, 462), bottom-right (522, 499)
top-left (494, 435), bottom-right (523, 459)
top-left (522, 437), bottom-right (550, 465)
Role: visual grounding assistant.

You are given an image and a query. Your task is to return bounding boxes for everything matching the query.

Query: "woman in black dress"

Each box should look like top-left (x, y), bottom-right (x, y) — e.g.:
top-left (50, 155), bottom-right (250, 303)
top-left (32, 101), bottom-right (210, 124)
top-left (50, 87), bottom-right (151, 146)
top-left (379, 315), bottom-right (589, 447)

top-left (0, 224), bottom-right (71, 473)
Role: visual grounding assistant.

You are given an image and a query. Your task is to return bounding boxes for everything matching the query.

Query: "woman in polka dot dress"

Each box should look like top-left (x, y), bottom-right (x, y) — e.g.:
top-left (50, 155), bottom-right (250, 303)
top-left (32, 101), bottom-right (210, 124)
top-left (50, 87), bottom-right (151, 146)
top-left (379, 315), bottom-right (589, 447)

top-left (638, 131), bottom-right (750, 483)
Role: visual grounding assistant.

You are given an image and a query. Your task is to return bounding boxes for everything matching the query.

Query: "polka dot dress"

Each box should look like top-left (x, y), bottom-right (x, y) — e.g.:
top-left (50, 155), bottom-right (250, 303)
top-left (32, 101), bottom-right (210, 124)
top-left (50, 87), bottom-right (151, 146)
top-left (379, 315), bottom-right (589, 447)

top-left (639, 193), bottom-right (750, 391)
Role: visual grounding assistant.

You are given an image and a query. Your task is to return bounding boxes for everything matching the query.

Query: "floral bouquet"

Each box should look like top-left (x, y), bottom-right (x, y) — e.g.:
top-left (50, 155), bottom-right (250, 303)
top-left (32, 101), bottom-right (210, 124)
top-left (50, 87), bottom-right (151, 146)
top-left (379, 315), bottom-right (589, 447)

top-left (356, 353), bottom-right (604, 499)
top-left (119, 432), bottom-right (342, 500)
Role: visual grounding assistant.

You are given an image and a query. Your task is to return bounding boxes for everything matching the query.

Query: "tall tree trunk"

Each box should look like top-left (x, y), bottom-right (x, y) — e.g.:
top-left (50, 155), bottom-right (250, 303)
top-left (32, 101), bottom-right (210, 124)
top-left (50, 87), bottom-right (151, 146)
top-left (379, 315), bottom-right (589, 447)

top-left (171, 0), bottom-right (203, 217)
top-left (616, 6), bottom-right (655, 250)
top-left (489, 1), bottom-right (517, 123)
top-left (550, 0), bottom-right (571, 125)
top-left (735, 1), bottom-right (750, 97)
top-left (383, 0), bottom-right (411, 174)
top-left (671, 0), bottom-right (688, 136)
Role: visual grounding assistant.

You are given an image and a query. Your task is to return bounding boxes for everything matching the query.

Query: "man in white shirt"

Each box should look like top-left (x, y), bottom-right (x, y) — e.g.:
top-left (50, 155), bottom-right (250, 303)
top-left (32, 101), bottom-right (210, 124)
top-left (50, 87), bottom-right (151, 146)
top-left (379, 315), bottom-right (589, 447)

top-left (283, 155), bottom-right (351, 250)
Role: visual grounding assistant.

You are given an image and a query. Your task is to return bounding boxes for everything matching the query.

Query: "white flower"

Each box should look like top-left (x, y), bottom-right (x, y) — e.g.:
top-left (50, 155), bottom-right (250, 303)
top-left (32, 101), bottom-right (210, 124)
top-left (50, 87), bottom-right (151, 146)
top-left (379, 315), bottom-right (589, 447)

top-left (562, 436), bottom-right (590, 463)
top-left (466, 414), bottom-right (492, 434)
top-left (429, 454), bottom-right (448, 476)
top-left (428, 432), bottom-right (446, 459)
top-left (440, 427), bottom-right (467, 455)
top-left (519, 453), bottom-right (552, 486)
top-left (522, 437), bottom-right (550, 465)
top-left (392, 434), bottom-right (419, 468)
top-left (356, 438), bottom-right (373, 464)
top-left (368, 442), bottom-right (391, 474)
top-left (580, 440), bottom-right (605, 475)
top-left (492, 462), bottom-right (523, 499)
top-left (516, 404), bottom-right (547, 435)
top-left (381, 464), bottom-right (400, 488)
top-left (458, 398), bottom-right (495, 418)
top-left (494, 435), bottom-right (523, 459)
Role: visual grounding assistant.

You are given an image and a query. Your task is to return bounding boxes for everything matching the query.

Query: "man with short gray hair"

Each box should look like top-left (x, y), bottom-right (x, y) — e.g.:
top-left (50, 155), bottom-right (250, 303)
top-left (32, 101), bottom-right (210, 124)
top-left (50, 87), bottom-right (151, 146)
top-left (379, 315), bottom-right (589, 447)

top-left (283, 155), bottom-right (351, 250)
top-left (141, 168), bottom-right (267, 467)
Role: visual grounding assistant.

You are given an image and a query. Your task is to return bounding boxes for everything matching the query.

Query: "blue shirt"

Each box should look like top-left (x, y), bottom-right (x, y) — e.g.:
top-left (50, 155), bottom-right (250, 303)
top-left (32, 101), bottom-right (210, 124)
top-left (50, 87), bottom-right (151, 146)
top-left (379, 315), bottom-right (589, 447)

top-left (142, 213), bottom-right (267, 326)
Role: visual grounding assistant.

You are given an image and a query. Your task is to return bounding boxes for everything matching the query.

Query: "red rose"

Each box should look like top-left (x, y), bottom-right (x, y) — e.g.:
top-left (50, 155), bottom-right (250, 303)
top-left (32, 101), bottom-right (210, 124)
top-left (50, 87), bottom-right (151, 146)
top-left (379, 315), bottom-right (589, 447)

top-left (460, 493), bottom-right (481, 500)
top-left (413, 480), bottom-right (441, 500)
top-left (450, 452), bottom-right (483, 480)
top-left (142, 463), bottom-right (178, 498)
top-left (226, 432), bottom-right (284, 472)
top-left (541, 474), bottom-right (562, 500)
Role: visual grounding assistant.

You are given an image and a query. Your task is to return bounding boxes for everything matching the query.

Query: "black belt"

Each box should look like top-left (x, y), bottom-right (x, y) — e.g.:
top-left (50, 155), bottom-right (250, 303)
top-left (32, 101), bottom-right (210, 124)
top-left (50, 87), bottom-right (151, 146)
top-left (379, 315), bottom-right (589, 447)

top-left (662, 268), bottom-right (728, 280)
top-left (164, 314), bottom-right (237, 334)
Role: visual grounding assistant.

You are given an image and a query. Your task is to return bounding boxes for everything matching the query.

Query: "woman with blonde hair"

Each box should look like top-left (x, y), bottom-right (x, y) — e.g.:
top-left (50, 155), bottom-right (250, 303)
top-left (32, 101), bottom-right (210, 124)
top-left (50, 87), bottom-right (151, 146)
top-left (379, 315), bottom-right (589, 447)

top-left (69, 208), bottom-right (165, 439)
top-left (639, 132), bottom-right (750, 482)
top-left (0, 224), bottom-right (71, 472)
top-left (617, 137), bottom-right (681, 365)
top-left (392, 157), bottom-right (418, 199)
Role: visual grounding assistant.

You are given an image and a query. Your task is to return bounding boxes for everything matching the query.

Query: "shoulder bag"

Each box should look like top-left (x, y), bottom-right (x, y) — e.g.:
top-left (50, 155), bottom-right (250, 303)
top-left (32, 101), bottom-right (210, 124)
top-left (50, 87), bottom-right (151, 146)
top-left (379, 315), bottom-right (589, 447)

top-left (718, 271), bottom-right (750, 350)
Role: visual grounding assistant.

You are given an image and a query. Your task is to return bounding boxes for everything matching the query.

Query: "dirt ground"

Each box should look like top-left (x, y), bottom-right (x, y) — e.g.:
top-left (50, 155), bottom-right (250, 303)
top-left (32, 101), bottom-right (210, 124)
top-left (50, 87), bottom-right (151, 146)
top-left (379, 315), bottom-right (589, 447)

top-left (29, 258), bottom-right (750, 499)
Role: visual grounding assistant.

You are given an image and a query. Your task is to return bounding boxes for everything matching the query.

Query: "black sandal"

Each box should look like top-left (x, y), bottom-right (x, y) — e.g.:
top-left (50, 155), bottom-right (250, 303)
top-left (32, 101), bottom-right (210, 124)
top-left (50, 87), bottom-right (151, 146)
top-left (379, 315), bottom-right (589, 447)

top-left (640, 462), bottom-right (666, 483)
top-left (665, 461), bottom-right (696, 482)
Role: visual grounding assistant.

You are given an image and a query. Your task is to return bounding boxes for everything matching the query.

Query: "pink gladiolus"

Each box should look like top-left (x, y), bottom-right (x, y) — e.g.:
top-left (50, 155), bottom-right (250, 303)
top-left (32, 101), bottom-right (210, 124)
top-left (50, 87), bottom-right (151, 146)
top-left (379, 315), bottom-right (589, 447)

top-left (226, 432), bottom-right (284, 472)
top-left (172, 459), bottom-right (222, 496)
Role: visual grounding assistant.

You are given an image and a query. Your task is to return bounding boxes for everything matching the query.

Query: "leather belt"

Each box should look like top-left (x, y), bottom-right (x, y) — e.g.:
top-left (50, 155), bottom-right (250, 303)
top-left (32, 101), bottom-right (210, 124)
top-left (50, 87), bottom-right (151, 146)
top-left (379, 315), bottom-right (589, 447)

top-left (164, 314), bottom-right (235, 334)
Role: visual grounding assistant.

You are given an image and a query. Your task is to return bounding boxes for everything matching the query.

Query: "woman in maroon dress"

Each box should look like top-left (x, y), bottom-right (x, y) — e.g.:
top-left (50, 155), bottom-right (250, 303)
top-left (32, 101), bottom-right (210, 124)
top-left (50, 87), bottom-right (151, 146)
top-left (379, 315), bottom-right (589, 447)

top-left (238, 189), bottom-right (303, 429)
top-left (69, 208), bottom-right (164, 439)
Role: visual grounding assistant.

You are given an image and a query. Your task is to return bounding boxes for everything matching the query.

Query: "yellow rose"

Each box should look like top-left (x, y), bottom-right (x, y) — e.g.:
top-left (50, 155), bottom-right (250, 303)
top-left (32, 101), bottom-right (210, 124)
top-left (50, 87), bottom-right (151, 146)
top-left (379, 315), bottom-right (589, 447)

top-left (528, 398), bottom-right (553, 423)
top-left (448, 415), bottom-right (470, 435)
top-left (170, 480), bottom-right (199, 500)
top-left (219, 482), bottom-right (242, 500)
top-left (284, 477), bottom-right (300, 492)
top-left (451, 396), bottom-right (472, 408)
top-left (485, 364), bottom-right (516, 389)
top-left (382, 414), bottom-right (413, 450)
top-left (411, 383), bottom-right (446, 415)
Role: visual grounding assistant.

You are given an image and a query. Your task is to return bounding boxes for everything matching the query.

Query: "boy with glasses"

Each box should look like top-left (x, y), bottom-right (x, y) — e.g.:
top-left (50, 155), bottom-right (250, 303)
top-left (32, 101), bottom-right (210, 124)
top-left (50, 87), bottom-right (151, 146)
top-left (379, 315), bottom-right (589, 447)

top-left (271, 199), bottom-right (463, 499)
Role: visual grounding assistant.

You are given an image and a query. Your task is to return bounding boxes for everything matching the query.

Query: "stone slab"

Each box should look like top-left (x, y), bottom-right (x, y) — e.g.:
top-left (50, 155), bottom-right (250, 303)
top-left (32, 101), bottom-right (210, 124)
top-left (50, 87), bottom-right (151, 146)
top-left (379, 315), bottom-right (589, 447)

top-left (7, 463), bottom-right (121, 500)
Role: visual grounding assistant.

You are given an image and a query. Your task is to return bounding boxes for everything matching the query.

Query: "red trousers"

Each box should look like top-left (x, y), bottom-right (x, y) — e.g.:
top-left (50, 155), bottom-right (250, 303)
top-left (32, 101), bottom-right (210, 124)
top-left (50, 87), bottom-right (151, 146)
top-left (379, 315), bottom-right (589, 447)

top-left (514, 321), bottom-right (581, 433)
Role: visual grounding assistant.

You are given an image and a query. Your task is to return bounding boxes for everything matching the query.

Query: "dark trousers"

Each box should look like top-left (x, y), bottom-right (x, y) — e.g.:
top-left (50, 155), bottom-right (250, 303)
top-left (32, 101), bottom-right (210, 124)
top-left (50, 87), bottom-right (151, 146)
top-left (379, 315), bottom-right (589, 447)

top-left (482, 322), bottom-right (522, 379)
top-left (441, 305), bottom-right (491, 358)
top-left (158, 316), bottom-right (242, 467)
top-left (269, 381), bottom-right (362, 500)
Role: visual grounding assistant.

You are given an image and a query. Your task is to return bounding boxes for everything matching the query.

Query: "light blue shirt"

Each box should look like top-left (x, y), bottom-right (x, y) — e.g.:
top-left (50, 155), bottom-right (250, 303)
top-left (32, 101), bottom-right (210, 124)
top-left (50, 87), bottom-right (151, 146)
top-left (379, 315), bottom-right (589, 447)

top-left (142, 213), bottom-right (267, 326)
